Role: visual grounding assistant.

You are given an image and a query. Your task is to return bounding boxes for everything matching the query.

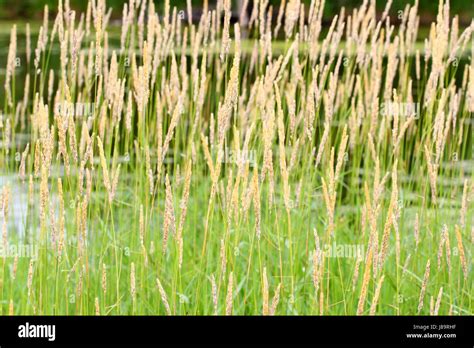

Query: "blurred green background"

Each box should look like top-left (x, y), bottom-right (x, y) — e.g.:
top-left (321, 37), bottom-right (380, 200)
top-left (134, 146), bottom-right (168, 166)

top-left (0, 0), bottom-right (472, 24)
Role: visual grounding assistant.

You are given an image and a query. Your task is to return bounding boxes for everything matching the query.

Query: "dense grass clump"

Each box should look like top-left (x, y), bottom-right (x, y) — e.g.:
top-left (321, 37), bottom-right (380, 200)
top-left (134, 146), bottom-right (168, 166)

top-left (0, 0), bottom-right (472, 315)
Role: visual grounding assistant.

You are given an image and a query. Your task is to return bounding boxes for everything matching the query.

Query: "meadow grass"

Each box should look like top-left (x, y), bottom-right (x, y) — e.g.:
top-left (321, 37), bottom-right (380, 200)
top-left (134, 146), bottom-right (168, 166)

top-left (0, 0), bottom-right (472, 315)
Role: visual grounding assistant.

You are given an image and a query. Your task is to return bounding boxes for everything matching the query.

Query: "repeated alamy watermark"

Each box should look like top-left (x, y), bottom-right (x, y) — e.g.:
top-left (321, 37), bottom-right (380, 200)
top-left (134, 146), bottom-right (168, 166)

top-left (54, 101), bottom-right (95, 117)
top-left (380, 102), bottom-right (420, 118)
top-left (0, 243), bottom-right (38, 259)
top-left (314, 242), bottom-right (365, 259)
top-left (217, 147), bottom-right (256, 166)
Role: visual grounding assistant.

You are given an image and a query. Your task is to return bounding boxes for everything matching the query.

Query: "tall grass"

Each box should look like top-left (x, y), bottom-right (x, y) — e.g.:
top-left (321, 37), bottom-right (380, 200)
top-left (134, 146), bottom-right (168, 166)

top-left (0, 0), bottom-right (472, 315)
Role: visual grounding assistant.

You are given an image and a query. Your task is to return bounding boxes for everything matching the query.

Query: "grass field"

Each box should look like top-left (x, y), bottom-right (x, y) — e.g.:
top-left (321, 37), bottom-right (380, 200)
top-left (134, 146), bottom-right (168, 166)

top-left (0, 0), bottom-right (472, 315)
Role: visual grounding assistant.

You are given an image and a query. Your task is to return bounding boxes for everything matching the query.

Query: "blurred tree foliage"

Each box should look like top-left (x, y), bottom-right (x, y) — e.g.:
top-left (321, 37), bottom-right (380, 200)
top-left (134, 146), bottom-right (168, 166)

top-left (0, 0), bottom-right (471, 23)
